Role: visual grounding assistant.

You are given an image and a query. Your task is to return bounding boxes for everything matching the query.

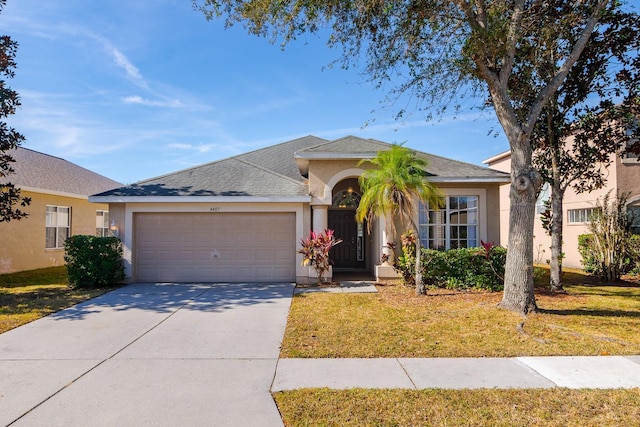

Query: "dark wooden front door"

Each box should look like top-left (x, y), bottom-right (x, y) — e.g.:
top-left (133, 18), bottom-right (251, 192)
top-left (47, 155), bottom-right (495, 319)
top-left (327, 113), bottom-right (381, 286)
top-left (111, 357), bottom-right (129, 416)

top-left (328, 209), bottom-right (365, 269)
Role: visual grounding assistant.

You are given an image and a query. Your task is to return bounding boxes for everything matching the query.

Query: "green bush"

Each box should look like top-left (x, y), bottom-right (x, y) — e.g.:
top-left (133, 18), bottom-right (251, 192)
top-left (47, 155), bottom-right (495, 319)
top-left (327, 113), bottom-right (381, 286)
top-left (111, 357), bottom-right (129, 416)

top-left (394, 235), bottom-right (506, 291)
top-left (64, 235), bottom-right (124, 288)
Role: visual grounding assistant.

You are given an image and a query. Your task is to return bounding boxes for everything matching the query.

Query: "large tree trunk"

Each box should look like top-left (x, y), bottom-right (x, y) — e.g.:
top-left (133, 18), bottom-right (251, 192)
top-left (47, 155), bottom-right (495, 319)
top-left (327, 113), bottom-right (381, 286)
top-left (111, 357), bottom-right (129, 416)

top-left (500, 140), bottom-right (541, 315)
top-left (549, 184), bottom-right (565, 292)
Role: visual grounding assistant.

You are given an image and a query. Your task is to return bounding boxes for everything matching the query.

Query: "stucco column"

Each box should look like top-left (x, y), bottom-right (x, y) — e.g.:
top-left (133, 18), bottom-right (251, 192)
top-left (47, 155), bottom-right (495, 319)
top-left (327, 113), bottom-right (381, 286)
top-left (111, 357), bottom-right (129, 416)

top-left (376, 216), bottom-right (397, 280)
top-left (379, 217), bottom-right (392, 262)
top-left (312, 205), bottom-right (329, 233)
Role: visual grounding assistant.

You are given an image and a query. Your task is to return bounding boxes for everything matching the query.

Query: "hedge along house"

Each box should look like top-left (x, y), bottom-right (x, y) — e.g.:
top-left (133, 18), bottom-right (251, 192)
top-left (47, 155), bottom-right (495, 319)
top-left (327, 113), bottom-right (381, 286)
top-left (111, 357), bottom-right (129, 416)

top-left (90, 136), bottom-right (510, 284)
top-left (0, 147), bottom-right (121, 274)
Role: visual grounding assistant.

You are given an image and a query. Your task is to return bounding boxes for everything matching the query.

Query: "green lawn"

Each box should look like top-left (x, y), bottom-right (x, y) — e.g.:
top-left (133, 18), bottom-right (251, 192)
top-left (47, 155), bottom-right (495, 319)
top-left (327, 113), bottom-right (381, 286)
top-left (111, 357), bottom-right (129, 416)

top-left (0, 266), bottom-right (117, 334)
top-left (281, 272), bottom-right (640, 358)
top-left (276, 268), bottom-right (640, 426)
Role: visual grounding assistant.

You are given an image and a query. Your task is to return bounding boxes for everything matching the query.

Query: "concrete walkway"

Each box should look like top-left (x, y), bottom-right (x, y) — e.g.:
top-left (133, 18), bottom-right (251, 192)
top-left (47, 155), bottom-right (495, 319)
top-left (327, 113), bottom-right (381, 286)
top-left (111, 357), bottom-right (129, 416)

top-left (273, 355), bottom-right (640, 391)
top-left (0, 282), bottom-right (295, 427)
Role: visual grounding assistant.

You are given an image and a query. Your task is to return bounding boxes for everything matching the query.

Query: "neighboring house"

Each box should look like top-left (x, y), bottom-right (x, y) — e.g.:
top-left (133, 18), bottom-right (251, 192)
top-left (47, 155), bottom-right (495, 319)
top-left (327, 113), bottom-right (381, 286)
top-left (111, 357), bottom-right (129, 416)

top-left (91, 135), bottom-right (509, 284)
top-left (0, 147), bottom-right (121, 274)
top-left (484, 150), bottom-right (640, 269)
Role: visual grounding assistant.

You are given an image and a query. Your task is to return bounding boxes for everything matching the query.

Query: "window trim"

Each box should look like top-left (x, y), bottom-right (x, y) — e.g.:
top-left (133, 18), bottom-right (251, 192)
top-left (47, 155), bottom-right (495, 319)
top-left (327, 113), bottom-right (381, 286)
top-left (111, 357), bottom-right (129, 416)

top-left (46, 205), bottom-right (71, 249)
top-left (96, 210), bottom-right (110, 237)
top-left (419, 194), bottom-right (481, 250)
top-left (567, 207), bottom-right (595, 225)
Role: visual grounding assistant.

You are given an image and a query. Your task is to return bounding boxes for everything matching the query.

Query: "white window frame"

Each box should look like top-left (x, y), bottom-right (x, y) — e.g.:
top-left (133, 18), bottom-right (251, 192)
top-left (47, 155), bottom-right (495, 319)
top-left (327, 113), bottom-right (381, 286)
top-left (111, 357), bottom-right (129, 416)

top-left (627, 204), bottom-right (640, 235)
top-left (419, 194), bottom-right (480, 250)
top-left (46, 205), bottom-right (71, 249)
top-left (567, 207), bottom-right (595, 225)
top-left (96, 210), bottom-right (109, 237)
top-left (536, 183), bottom-right (550, 214)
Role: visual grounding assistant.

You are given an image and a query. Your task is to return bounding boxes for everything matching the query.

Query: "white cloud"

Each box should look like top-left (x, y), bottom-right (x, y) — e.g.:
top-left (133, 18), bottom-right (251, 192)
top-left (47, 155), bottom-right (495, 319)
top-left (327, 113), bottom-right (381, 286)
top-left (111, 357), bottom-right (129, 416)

top-left (109, 47), bottom-right (145, 86)
top-left (122, 95), bottom-right (183, 108)
top-left (166, 143), bottom-right (218, 153)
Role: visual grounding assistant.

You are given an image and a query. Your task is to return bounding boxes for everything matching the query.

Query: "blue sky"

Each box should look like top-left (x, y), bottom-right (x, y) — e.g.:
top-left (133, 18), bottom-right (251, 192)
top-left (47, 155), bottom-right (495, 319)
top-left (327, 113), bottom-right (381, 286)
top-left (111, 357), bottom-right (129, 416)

top-left (2, 0), bottom-right (513, 184)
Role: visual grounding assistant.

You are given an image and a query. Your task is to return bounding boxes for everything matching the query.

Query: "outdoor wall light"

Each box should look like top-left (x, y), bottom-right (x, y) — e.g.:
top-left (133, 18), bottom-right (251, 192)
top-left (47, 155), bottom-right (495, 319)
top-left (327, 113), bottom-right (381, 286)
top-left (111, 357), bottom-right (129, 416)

top-left (109, 220), bottom-right (119, 238)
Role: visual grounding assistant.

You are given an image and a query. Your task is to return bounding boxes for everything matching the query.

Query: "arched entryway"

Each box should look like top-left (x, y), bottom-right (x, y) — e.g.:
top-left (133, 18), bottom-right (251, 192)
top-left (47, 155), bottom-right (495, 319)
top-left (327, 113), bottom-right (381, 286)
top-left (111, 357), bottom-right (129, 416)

top-left (328, 178), bottom-right (367, 270)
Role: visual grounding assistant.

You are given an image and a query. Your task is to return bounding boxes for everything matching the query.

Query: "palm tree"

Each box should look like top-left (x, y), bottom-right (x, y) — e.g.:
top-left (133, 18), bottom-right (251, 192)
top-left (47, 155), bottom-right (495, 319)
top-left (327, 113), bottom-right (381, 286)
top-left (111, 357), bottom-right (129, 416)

top-left (356, 144), bottom-right (443, 295)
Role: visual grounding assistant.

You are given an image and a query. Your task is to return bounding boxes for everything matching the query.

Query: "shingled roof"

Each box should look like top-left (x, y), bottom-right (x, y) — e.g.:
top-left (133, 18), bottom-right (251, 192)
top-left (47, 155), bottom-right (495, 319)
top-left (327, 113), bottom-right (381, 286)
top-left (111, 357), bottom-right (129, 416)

top-left (3, 147), bottom-right (121, 198)
top-left (92, 135), bottom-right (508, 200)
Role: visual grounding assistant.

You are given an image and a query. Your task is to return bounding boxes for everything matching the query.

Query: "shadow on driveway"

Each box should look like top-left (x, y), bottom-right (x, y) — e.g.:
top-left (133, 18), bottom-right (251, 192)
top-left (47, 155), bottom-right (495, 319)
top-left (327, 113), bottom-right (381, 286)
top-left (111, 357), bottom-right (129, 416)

top-left (50, 282), bottom-right (295, 321)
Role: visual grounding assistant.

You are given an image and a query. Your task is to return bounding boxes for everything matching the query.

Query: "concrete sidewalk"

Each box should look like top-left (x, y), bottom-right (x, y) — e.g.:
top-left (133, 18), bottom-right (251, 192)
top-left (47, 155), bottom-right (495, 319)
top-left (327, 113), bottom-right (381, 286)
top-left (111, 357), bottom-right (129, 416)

top-left (272, 356), bottom-right (640, 391)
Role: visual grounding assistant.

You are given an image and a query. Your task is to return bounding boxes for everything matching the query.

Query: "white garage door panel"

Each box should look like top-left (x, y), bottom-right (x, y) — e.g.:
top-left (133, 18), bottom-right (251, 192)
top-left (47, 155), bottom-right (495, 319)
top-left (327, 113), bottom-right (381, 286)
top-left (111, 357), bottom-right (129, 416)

top-left (135, 212), bottom-right (296, 282)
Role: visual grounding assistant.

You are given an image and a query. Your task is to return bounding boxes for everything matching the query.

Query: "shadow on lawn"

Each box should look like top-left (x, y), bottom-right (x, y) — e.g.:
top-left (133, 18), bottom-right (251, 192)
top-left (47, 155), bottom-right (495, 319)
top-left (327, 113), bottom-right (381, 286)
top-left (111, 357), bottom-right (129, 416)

top-left (49, 282), bottom-right (295, 321)
top-left (537, 307), bottom-right (640, 318)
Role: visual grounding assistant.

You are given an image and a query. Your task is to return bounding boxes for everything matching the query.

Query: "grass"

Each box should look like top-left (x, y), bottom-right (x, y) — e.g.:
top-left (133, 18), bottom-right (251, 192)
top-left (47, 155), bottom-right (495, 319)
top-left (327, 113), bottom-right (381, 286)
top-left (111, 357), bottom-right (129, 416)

top-left (0, 266), bottom-right (116, 334)
top-left (274, 388), bottom-right (640, 427)
top-left (280, 268), bottom-right (640, 358)
top-left (277, 268), bottom-right (640, 426)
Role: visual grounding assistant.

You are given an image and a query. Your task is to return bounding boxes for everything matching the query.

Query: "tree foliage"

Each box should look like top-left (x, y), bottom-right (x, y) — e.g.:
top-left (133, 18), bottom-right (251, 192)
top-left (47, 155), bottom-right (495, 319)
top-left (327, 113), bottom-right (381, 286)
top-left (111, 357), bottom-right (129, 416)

top-left (526, 4), bottom-right (640, 292)
top-left (0, 0), bottom-right (30, 222)
top-left (194, 0), bottom-right (628, 314)
top-left (356, 144), bottom-right (442, 295)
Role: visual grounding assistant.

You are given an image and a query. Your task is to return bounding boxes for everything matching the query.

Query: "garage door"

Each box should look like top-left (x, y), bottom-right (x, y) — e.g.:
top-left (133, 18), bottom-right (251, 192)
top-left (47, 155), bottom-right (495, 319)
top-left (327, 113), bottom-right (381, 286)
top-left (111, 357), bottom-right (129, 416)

top-left (135, 212), bottom-right (296, 282)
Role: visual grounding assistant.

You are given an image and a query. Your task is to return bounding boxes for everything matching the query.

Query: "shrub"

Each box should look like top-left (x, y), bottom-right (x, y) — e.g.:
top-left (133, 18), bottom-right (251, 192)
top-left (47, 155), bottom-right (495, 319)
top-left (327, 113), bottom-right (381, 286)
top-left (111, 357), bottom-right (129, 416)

top-left (394, 234), bottom-right (506, 291)
top-left (64, 235), bottom-right (124, 288)
top-left (297, 229), bottom-right (342, 284)
top-left (580, 233), bottom-right (640, 278)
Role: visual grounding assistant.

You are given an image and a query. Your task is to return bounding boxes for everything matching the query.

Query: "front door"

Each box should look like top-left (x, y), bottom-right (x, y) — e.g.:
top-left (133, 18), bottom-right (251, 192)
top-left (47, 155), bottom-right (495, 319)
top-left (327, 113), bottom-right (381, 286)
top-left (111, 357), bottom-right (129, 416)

top-left (328, 209), bottom-right (365, 269)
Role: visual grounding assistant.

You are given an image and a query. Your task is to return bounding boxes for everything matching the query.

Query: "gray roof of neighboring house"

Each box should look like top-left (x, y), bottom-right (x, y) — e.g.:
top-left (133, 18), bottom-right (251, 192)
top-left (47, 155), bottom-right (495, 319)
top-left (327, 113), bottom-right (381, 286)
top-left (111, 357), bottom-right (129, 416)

top-left (93, 135), bottom-right (508, 199)
top-left (2, 147), bottom-right (121, 197)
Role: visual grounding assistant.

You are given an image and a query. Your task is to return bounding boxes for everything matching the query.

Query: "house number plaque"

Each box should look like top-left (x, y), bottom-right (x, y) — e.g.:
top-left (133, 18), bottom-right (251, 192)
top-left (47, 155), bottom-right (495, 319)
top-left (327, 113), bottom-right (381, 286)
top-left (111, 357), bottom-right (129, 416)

top-left (208, 207), bottom-right (221, 212)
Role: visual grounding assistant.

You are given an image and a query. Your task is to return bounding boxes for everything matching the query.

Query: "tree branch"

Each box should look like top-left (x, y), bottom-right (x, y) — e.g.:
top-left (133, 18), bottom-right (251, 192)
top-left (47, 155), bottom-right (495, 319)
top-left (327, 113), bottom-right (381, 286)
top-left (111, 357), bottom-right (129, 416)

top-left (524, 0), bottom-right (609, 136)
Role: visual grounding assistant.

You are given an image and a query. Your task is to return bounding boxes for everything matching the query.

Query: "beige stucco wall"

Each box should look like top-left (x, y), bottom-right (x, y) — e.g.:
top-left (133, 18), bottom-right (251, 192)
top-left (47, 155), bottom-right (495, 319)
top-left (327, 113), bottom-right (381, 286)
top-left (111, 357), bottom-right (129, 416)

top-left (486, 152), bottom-right (621, 269)
top-left (307, 159), bottom-right (370, 204)
top-left (0, 190), bottom-right (110, 274)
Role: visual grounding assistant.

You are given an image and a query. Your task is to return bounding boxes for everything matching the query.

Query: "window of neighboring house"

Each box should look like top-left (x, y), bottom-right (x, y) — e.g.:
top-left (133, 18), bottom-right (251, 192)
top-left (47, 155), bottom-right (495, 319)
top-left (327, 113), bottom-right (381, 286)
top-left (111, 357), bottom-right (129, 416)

top-left (567, 208), bottom-right (596, 224)
top-left (628, 205), bottom-right (640, 235)
top-left (536, 183), bottom-right (550, 214)
top-left (419, 196), bottom-right (479, 250)
top-left (96, 210), bottom-right (109, 237)
top-left (46, 206), bottom-right (71, 249)
top-left (623, 118), bottom-right (639, 162)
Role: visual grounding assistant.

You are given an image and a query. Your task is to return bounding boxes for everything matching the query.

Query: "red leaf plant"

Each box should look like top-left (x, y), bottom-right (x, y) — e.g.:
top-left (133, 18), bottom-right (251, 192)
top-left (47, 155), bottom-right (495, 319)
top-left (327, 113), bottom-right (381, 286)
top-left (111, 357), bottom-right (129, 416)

top-left (298, 229), bottom-right (342, 284)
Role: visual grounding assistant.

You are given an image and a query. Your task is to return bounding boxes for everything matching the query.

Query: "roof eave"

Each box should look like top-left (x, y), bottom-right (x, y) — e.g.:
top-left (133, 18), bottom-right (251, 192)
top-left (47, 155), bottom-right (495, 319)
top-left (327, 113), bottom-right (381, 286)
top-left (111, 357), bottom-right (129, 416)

top-left (482, 150), bottom-right (511, 165)
top-left (89, 195), bottom-right (312, 203)
top-left (428, 177), bottom-right (511, 183)
top-left (12, 185), bottom-right (89, 200)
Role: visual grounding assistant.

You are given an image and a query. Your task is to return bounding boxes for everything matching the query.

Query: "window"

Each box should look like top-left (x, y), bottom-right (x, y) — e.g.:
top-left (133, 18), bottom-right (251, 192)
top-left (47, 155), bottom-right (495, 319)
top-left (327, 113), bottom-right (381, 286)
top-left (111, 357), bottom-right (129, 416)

top-left (567, 208), bottom-right (595, 224)
top-left (623, 118), bottom-right (639, 162)
top-left (628, 205), bottom-right (640, 235)
top-left (536, 183), bottom-right (550, 214)
top-left (46, 206), bottom-right (70, 249)
top-left (96, 210), bottom-right (109, 237)
top-left (419, 196), bottom-right (479, 250)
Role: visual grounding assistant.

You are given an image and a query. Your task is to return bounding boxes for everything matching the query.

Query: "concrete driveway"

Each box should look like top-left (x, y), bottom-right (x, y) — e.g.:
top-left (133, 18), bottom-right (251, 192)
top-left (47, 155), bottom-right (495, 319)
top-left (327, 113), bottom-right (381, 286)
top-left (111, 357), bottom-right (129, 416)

top-left (0, 282), bottom-right (295, 427)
